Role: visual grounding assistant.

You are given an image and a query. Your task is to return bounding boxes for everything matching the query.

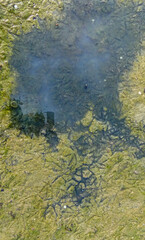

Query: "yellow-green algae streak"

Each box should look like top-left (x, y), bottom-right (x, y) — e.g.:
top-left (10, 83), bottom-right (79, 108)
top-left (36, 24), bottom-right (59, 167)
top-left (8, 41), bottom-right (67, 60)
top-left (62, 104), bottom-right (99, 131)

top-left (0, 0), bottom-right (145, 240)
top-left (119, 45), bottom-right (145, 140)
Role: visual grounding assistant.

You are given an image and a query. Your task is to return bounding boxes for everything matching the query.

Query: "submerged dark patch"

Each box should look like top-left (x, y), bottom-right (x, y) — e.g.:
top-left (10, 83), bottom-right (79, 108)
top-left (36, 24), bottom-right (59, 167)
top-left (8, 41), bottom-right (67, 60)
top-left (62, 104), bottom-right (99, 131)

top-left (10, 1), bottom-right (145, 136)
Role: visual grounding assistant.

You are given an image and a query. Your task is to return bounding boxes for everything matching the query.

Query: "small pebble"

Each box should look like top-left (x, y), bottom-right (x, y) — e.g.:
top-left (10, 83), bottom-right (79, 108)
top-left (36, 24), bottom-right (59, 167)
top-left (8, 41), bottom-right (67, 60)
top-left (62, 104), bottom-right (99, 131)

top-left (84, 83), bottom-right (88, 89)
top-left (14, 4), bottom-right (18, 9)
top-left (120, 56), bottom-right (123, 60)
top-left (91, 19), bottom-right (95, 22)
top-left (138, 91), bottom-right (141, 95)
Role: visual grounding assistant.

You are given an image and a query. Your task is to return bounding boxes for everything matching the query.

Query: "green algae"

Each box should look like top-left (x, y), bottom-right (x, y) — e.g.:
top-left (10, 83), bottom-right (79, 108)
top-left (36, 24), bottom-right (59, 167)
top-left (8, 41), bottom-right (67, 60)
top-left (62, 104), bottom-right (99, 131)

top-left (0, 0), bottom-right (145, 239)
top-left (89, 119), bottom-right (106, 133)
top-left (1, 126), bottom-right (145, 239)
top-left (119, 46), bottom-right (145, 140)
top-left (80, 110), bottom-right (93, 127)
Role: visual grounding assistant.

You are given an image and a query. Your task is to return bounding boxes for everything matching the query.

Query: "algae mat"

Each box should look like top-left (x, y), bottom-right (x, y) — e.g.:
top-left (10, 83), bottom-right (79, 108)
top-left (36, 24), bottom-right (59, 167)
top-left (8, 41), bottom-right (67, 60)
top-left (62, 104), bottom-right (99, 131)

top-left (0, 0), bottom-right (145, 239)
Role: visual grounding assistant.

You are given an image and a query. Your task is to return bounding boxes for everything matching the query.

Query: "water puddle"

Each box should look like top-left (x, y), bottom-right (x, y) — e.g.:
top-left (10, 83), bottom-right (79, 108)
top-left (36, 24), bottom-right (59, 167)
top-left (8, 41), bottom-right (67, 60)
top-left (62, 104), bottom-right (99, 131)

top-left (9, 0), bottom-right (145, 214)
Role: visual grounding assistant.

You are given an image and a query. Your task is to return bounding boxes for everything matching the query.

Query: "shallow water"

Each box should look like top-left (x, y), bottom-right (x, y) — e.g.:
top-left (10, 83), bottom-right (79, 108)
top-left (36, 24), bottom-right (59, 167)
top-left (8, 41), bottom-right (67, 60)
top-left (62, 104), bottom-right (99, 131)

top-left (10, 0), bottom-right (145, 128)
